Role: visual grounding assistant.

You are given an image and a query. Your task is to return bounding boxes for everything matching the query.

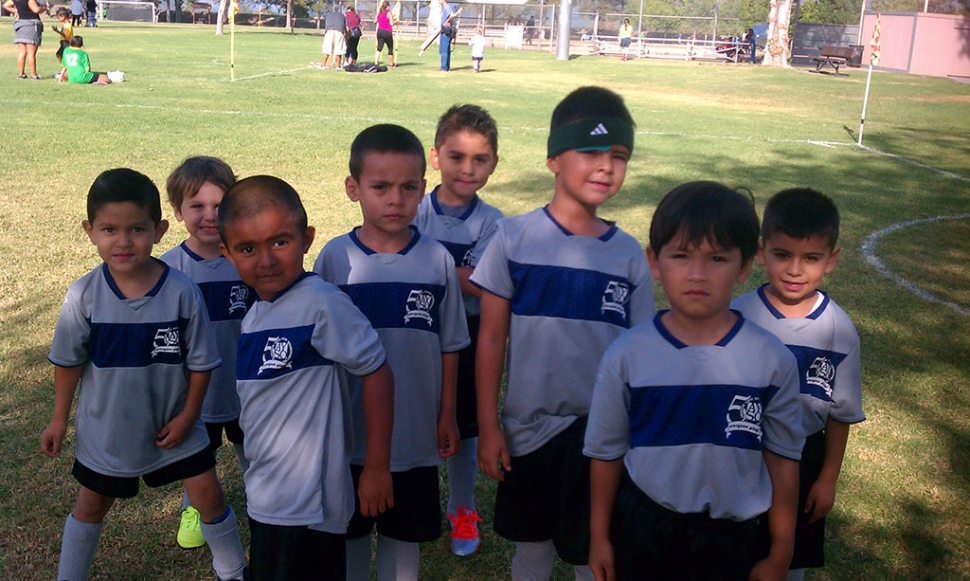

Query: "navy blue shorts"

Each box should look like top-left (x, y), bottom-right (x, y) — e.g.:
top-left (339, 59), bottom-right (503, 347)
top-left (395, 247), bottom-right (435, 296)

top-left (249, 518), bottom-right (346, 580)
top-left (344, 465), bottom-right (440, 543)
top-left (205, 418), bottom-right (244, 450)
top-left (72, 448), bottom-right (216, 499)
top-left (455, 314), bottom-right (479, 439)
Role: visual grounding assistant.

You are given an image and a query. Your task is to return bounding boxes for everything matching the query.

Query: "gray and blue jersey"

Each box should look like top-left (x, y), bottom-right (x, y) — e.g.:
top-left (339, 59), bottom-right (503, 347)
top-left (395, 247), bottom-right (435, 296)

top-left (732, 285), bottom-right (864, 437)
top-left (469, 207), bottom-right (655, 456)
top-left (314, 227), bottom-right (470, 471)
top-left (160, 242), bottom-right (256, 423)
top-left (584, 312), bottom-right (804, 521)
top-left (49, 262), bottom-right (219, 477)
top-left (236, 272), bottom-right (386, 532)
top-left (412, 189), bottom-right (504, 316)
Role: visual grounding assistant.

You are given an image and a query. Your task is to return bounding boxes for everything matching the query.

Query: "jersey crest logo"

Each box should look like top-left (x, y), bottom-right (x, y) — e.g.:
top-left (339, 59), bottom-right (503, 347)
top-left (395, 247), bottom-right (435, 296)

top-left (151, 327), bottom-right (181, 357)
top-left (228, 284), bottom-right (250, 314)
top-left (601, 280), bottom-right (630, 319)
top-left (404, 289), bottom-right (435, 326)
top-left (807, 356), bottom-right (836, 398)
top-left (258, 336), bottom-right (293, 375)
top-left (725, 395), bottom-right (763, 440)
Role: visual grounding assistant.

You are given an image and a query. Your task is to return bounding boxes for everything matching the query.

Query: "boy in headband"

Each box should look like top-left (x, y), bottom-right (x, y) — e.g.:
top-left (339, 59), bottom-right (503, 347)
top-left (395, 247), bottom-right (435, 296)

top-left (471, 86), bottom-right (655, 578)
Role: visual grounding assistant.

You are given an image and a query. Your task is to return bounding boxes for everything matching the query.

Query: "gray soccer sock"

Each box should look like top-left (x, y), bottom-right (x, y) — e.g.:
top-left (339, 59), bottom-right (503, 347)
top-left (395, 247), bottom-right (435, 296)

top-left (446, 437), bottom-right (478, 515)
top-left (231, 444), bottom-right (250, 475)
top-left (510, 540), bottom-right (555, 581)
top-left (58, 514), bottom-right (102, 581)
top-left (574, 564), bottom-right (595, 581)
top-left (181, 488), bottom-right (191, 511)
top-left (375, 534), bottom-right (419, 581)
top-left (200, 507), bottom-right (245, 581)
top-left (345, 535), bottom-right (373, 581)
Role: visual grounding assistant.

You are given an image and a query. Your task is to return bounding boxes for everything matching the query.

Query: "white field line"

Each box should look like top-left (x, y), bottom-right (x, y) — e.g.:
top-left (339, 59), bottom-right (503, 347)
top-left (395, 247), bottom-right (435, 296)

top-left (860, 214), bottom-right (970, 316)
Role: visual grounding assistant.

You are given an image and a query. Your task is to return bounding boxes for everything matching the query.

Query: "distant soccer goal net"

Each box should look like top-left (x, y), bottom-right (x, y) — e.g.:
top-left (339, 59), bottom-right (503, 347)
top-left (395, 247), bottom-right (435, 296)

top-left (97, 1), bottom-right (158, 23)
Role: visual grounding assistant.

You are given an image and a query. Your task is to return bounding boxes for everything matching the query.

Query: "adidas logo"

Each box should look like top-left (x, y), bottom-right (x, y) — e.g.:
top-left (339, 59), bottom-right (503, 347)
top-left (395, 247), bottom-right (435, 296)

top-left (589, 123), bottom-right (609, 136)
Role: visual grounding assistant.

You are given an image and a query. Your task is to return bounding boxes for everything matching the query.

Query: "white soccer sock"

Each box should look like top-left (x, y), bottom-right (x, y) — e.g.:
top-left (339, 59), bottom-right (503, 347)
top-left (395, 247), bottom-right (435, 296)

top-left (58, 514), bottom-right (102, 581)
top-left (574, 564), bottom-right (595, 581)
top-left (375, 534), bottom-right (419, 581)
top-left (787, 569), bottom-right (806, 581)
top-left (200, 507), bottom-right (245, 581)
top-left (345, 535), bottom-right (373, 581)
top-left (446, 437), bottom-right (478, 515)
top-left (232, 443), bottom-right (250, 475)
top-left (510, 540), bottom-right (555, 581)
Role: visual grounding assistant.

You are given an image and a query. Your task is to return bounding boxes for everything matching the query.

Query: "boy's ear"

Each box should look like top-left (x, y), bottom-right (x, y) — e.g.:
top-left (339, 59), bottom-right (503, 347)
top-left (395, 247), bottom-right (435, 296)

top-left (756, 240), bottom-right (766, 266)
top-left (546, 154), bottom-right (561, 175)
top-left (345, 175), bottom-right (360, 202)
top-left (82, 219), bottom-right (94, 242)
top-left (825, 245), bottom-right (841, 274)
top-left (171, 205), bottom-right (184, 222)
top-left (302, 226), bottom-right (316, 254)
top-left (153, 219), bottom-right (169, 243)
top-left (647, 247), bottom-right (662, 280)
top-left (429, 146), bottom-right (440, 171)
top-left (737, 256), bottom-right (755, 285)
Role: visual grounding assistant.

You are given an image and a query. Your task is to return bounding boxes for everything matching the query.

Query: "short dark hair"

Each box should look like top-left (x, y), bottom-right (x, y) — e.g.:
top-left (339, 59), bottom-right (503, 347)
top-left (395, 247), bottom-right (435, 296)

top-left (349, 124), bottom-right (426, 181)
top-left (762, 188), bottom-right (840, 249)
top-left (550, 86), bottom-right (635, 131)
top-left (87, 168), bottom-right (163, 224)
top-left (70, 35), bottom-right (83, 48)
top-left (166, 156), bottom-right (237, 210)
top-left (649, 180), bottom-right (760, 263)
top-left (56, 7), bottom-right (70, 18)
top-left (218, 175), bottom-right (308, 244)
top-left (435, 104), bottom-right (499, 155)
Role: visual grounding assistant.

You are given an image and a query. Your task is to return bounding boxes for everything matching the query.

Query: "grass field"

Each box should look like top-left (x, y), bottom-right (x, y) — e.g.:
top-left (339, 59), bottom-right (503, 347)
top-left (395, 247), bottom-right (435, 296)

top-left (1, 19), bottom-right (969, 580)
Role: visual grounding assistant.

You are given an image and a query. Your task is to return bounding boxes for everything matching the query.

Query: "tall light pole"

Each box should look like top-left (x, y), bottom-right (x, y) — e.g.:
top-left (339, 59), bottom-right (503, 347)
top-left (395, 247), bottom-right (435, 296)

top-left (556, 0), bottom-right (570, 60)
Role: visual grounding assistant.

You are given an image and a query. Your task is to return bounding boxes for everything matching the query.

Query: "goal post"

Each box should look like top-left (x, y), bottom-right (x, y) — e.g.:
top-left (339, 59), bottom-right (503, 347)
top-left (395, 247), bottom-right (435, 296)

top-left (96, 1), bottom-right (158, 23)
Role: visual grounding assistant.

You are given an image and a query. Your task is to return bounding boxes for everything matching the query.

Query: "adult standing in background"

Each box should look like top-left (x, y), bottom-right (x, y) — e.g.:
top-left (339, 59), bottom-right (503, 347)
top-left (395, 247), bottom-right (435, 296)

top-left (525, 14), bottom-right (535, 45)
top-left (70, 0), bottom-right (82, 26)
top-left (318, 6), bottom-right (347, 69)
top-left (438, 0), bottom-right (455, 71)
top-left (4, 0), bottom-right (47, 79)
top-left (85, 0), bottom-right (97, 26)
top-left (373, 0), bottom-right (396, 68)
top-left (345, 5), bottom-right (361, 65)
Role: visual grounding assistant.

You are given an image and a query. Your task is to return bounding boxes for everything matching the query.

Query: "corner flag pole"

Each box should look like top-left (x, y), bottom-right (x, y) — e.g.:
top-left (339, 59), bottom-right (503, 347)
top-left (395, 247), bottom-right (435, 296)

top-left (230, 0), bottom-right (238, 81)
top-left (858, 13), bottom-right (881, 146)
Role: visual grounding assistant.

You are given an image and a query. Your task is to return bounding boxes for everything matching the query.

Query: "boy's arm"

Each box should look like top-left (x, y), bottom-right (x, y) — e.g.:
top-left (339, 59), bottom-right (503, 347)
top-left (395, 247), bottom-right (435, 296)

top-left (358, 361), bottom-right (395, 517)
top-left (476, 289), bottom-right (511, 481)
top-left (156, 370), bottom-right (209, 449)
top-left (589, 458), bottom-right (623, 581)
top-left (749, 450), bottom-right (799, 581)
top-left (456, 266), bottom-right (481, 298)
top-left (40, 365), bottom-right (83, 458)
top-left (437, 351), bottom-right (460, 458)
top-left (805, 419), bottom-right (850, 523)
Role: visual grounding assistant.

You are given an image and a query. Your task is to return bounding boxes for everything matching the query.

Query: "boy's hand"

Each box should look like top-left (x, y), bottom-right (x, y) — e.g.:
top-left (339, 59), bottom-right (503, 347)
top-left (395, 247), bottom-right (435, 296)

top-left (748, 553), bottom-right (789, 581)
top-left (477, 425), bottom-right (511, 481)
top-left (805, 477), bottom-right (837, 523)
top-left (589, 538), bottom-right (616, 581)
top-left (437, 413), bottom-right (460, 458)
top-left (40, 420), bottom-right (68, 458)
top-left (155, 413), bottom-right (195, 449)
top-left (358, 465), bottom-right (393, 517)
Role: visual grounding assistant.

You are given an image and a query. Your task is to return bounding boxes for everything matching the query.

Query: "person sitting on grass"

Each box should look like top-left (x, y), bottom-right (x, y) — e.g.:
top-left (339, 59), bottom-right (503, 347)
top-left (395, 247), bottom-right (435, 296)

top-left (61, 35), bottom-right (111, 84)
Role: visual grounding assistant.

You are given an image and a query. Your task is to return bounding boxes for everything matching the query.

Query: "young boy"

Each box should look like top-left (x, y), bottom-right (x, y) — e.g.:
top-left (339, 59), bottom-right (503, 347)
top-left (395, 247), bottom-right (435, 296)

top-left (61, 36), bottom-right (111, 85)
top-left (470, 86), bottom-right (655, 579)
top-left (41, 168), bottom-right (246, 581)
top-left (313, 124), bottom-right (470, 580)
top-left (412, 104), bottom-right (503, 556)
top-left (218, 174), bottom-right (395, 579)
top-left (584, 181), bottom-right (805, 581)
top-left (160, 156), bottom-right (254, 550)
top-left (732, 188), bottom-right (865, 580)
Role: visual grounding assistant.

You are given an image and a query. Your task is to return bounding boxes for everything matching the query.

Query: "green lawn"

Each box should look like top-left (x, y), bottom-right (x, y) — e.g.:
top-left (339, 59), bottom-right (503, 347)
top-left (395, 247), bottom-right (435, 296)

top-left (1, 20), bottom-right (968, 580)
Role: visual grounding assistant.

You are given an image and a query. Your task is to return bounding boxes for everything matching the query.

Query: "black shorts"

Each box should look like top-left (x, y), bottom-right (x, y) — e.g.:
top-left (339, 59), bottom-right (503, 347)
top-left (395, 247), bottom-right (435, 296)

top-left (493, 417), bottom-right (590, 565)
top-left (249, 518), bottom-right (346, 580)
top-left (612, 470), bottom-right (760, 581)
top-left (345, 465), bottom-right (440, 543)
top-left (205, 418), bottom-right (245, 451)
top-left (72, 448), bottom-right (216, 499)
top-left (756, 429), bottom-right (827, 570)
top-left (376, 29), bottom-right (394, 54)
top-left (455, 314), bottom-right (479, 439)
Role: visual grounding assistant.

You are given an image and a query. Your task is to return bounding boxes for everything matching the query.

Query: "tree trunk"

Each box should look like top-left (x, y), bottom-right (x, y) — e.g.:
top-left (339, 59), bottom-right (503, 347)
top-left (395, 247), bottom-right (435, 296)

top-left (286, 0), bottom-right (293, 30)
top-left (763, 0), bottom-right (793, 67)
top-left (215, 0), bottom-right (227, 34)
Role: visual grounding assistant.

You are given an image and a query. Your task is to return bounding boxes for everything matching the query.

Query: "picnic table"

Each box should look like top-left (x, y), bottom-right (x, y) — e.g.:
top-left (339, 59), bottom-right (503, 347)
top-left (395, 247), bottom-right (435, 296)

top-left (813, 46), bottom-right (855, 74)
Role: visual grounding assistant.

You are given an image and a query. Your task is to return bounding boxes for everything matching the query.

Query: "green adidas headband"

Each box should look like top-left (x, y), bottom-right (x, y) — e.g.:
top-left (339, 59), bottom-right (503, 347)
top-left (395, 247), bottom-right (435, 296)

top-left (547, 117), bottom-right (635, 159)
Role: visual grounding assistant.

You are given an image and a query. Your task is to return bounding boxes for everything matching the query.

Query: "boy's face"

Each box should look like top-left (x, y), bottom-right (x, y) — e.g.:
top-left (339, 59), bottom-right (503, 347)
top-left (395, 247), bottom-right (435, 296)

top-left (430, 130), bottom-right (498, 204)
top-left (758, 233), bottom-right (839, 309)
top-left (547, 145), bottom-right (630, 211)
top-left (346, 151), bottom-right (426, 239)
top-left (648, 234), bottom-right (752, 324)
top-left (174, 181), bottom-right (225, 251)
top-left (83, 202), bottom-right (168, 278)
top-left (220, 207), bottom-right (315, 301)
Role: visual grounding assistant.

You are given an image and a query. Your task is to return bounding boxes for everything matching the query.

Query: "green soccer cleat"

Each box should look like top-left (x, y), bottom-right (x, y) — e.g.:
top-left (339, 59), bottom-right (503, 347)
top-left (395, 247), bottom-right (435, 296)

top-left (178, 506), bottom-right (206, 549)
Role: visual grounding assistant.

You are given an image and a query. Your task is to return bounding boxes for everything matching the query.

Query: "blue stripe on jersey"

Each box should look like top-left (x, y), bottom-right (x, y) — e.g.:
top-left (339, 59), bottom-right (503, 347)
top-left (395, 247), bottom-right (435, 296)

top-left (787, 345), bottom-right (847, 402)
top-left (197, 280), bottom-right (256, 322)
top-left (628, 383), bottom-right (781, 451)
top-left (340, 282), bottom-right (445, 334)
top-left (237, 324), bottom-right (333, 381)
top-left (88, 318), bottom-right (187, 368)
top-left (508, 261), bottom-right (634, 327)
top-left (438, 240), bottom-right (475, 268)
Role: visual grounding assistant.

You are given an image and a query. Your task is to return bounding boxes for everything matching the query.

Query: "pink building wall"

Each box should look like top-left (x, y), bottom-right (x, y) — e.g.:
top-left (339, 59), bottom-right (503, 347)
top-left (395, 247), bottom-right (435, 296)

top-left (860, 12), bottom-right (970, 80)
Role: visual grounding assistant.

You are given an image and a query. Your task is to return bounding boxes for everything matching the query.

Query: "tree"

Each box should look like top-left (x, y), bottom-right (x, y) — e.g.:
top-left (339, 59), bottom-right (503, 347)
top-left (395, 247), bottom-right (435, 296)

top-left (762, 0), bottom-right (794, 66)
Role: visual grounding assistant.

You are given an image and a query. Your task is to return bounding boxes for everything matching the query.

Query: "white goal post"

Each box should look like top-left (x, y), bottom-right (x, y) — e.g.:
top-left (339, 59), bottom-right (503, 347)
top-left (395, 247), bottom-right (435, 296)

top-left (96, 1), bottom-right (158, 23)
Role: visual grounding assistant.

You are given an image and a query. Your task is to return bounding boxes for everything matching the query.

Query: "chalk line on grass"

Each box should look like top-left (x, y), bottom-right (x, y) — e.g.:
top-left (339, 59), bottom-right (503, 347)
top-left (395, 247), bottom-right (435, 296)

top-left (860, 214), bottom-right (970, 316)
